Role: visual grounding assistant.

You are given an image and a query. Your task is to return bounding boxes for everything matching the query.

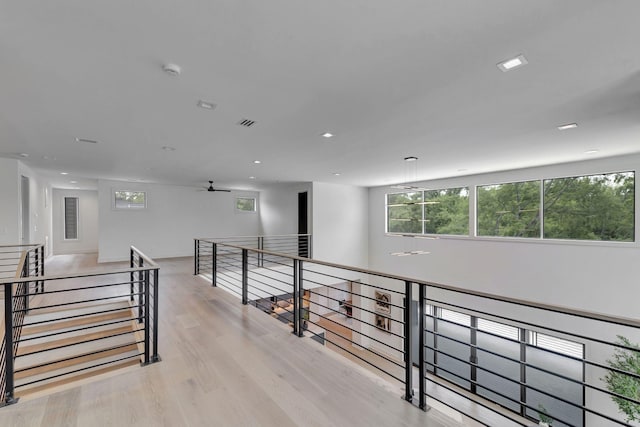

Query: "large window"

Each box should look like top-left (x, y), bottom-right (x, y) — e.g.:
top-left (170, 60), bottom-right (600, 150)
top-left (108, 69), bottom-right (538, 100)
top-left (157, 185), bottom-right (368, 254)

top-left (387, 192), bottom-right (423, 233)
top-left (477, 180), bottom-right (540, 238)
top-left (64, 197), bottom-right (78, 240)
top-left (114, 191), bottom-right (146, 209)
top-left (386, 188), bottom-right (469, 235)
top-left (543, 172), bottom-right (634, 241)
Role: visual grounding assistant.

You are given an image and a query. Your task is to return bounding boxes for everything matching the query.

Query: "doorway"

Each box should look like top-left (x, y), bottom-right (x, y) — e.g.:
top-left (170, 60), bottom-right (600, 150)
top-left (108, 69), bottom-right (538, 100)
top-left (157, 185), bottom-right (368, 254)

top-left (21, 175), bottom-right (30, 244)
top-left (298, 191), bottom-right (308, 257)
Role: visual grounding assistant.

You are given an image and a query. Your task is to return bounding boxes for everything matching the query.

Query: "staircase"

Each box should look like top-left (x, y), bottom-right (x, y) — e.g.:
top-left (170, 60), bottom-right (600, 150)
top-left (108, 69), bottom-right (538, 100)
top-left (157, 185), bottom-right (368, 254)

top-left (13, 300), bottom-right (142, 398)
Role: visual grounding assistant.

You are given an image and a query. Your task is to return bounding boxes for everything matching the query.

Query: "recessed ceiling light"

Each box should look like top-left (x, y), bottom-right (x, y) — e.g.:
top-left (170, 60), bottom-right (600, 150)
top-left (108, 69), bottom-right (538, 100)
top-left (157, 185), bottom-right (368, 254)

top-left (162, 63), bottom-right (181, 77)
top-left (404, 156), bottom-right (418, 162)
top-left (60, 172), bottom-right (68, 175)
top-left (322, 132), bottom-right (334, 138)
top-left (70, 180), bottom-right (78, 184)
top-left (253, 160), bottom-right (261, 164)
top-left (557, 123), bottom-right (578, 130)
top-left (497, 54), bottom-right (528, 72)
top-left (332, 172), bottom-right (341, 176)
top-left (162, 146), bottom-right (176, 151)
top-left (457, 168), bottom-right (468, 172)
top-left (584, 149), bottom-right (599, 155)
top-left (249, 176), bottom-right (256, 180)
top-left (18, 153), bottom-right (29, 158)
top-left (75, 137), bottom-right (99, 144)
top-left (197, 100), bottom-right (216, 110)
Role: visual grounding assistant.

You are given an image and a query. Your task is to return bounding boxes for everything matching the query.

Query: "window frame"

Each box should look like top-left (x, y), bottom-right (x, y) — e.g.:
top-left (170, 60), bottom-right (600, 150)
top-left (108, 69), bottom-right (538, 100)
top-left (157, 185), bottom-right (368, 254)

top-left (113, 190), bottom-right (147, 210)
top-left (63, 196), bottom-right (79, 241)
top-left (235, 197), bottom-right (257, 213)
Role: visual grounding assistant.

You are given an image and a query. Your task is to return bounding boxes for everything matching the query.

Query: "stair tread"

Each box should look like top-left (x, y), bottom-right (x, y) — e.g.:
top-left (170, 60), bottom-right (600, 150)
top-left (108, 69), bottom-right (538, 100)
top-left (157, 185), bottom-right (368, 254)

top-left (16, 358), bottom-right (141, 398)
top-left (21, 310), bottom-right (131, 336)
top-left (17, 325), bottom-right (134, 357)
top-left (24, 300), bottom-right (130, 323)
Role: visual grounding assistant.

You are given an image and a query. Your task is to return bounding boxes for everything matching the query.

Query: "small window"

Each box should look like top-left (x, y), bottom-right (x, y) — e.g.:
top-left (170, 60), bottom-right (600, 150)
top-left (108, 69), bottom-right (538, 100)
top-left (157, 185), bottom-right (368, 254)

top-left (114, 191), bottom-right (146, 209)
top-left (528, 331), bottom-right (584, 359)
top-left (386, 192), bottom-right (423, 233)
top-left (236, 197), bottom-right (256, 212)
top-left (477, 318), bottom-right (520, 341)
top-left (424, 187), bottom-right (469, 235)
top-left (439, 308), bottom-right (471, 326)
top-left (64, 197), bottom-right (78, 240)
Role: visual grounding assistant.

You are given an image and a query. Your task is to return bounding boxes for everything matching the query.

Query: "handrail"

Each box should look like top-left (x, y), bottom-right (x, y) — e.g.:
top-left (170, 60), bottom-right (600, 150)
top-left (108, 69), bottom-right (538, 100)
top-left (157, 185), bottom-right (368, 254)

top-left (1, 246), bottom-right (160, 406)
top-left (208, 241), bottom-right (640, 330)
top-left (0, 266), bottom-right (157, 286)
top-left (0, 244), bottom-right (41, 249)
top-left (195, 233), bottom-right (311, 241)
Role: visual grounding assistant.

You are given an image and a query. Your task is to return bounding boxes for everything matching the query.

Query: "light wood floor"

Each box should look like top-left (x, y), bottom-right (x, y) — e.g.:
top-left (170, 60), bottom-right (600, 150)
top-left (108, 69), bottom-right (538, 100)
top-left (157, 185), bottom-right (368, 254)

top-left (0, 254), bottom-right (471, 427)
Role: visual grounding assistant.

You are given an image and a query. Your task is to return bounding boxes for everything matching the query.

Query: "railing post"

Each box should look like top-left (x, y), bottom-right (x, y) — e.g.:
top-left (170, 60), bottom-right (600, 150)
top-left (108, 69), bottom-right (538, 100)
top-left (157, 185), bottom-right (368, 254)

top-left (212, 243), bottom-right (217, 287)
top-left (292, 259), bottom-right (299, 336)
top-left (470, 315), bottom-right (478, 394)
top-left (3, 284), bottom-right (16, 405)
top-left (143, 269), bottom-right (150, 365)
top-left (194, 239), bottom-right (199, 275)
top-left (22, 258), bottom-right (29, 314)
top-left (258, 237), bottom-right (264, 267)
top-left (404, 280), bottom-right (413, 403)
top-left (138, 257), bottom-right (144, 323)
top-left (39, 245), bottom-right (45, 293)
top-left (152, 268), bottom-right (160, 363)
top-left (241, 249), bottom-right (248, 305)
top-left (519, 327), bottom-right (527, 417)
top-left (418, 284), bottom-right (427, 411)
top-left (297, 259), bottom-right (304, 337)
top-left (130, 249), bottom-right (134, 302)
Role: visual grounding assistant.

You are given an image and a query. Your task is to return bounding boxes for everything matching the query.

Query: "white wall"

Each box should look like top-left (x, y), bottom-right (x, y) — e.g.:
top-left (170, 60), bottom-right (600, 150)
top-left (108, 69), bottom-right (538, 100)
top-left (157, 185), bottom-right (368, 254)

top-left (0, 158), bottom-right (20, 245)
top-left (259, 182), bottom-right (312, 236)
top-left (368, 153), bottom-right (640, 319)
top-left (312, 182), bottom-right (369, 268)
top-left (18, 162), bottom-right (53, 255)
top-left (52, 189), bottom-right (99, 255)
top-left (98, 180), bottom-right (261, 262)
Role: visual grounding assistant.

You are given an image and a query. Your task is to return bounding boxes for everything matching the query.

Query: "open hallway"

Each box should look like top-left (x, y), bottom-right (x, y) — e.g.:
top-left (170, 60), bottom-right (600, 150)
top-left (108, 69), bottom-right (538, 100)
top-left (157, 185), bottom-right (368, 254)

top-left (0, 255), bottom-right (474, 427)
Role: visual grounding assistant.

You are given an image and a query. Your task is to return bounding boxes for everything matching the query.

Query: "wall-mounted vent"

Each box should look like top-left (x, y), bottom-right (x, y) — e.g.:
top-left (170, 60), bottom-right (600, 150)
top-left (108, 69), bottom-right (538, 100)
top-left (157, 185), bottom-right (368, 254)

top-left (237, 119), bottom-right (256, 128)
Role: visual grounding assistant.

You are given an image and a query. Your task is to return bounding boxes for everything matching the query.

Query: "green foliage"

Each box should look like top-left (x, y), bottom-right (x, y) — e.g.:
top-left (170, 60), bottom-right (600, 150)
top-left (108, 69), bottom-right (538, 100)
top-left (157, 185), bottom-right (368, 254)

top-left (387, 192), bottom-right (423, 233)
top-left (424, 187), bottom-right (469, 235)
top-left (603, 336), bottom-right (640, 423)
top-left (477, 181), bottom-right (540, 237)
top-left (544, 172), bottom-right (634, 241)
top-left (538, 404), bottom-right (553, 424)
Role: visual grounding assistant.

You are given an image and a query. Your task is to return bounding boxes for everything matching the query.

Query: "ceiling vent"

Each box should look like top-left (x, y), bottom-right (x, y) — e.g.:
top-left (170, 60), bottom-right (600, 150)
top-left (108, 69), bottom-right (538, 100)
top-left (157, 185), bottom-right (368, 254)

top-left (237, 119), bottom-right (256, 128)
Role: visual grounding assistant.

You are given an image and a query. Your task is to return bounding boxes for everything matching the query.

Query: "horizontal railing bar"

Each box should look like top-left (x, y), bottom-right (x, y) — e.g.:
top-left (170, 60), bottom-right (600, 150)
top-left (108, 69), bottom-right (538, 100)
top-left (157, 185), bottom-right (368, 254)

top-left (19, 305), bottom-right (133, 330)
top-left (0, 266), bottom-right (158, 285)
top-left (30, 280), bottom-right (142, 297)
top-left (15, 294), bottom-right (143, 314)
top-left (130, 246), bottom-right (158, 268)
top-left (196, 234), bottom-right (310, 241)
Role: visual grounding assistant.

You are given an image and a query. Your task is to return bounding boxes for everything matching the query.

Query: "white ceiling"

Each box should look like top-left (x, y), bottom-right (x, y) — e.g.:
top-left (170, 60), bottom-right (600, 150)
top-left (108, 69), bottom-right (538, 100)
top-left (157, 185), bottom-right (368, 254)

top-left (1, 1), bottom-right (640, 190)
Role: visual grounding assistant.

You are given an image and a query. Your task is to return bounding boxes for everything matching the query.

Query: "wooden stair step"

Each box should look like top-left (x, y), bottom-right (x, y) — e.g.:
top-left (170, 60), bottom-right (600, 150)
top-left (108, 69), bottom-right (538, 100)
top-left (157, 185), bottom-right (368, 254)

top-left (15, 342), bottom-right (139, 380)
top-left (17, 325), bottom-right (133, 357)
top-left (23, 300), bottom-right (130, 323)
top-left (15, 358), bottom-right (140, 398)
top-left (21, 309), bottom-right (131, 336)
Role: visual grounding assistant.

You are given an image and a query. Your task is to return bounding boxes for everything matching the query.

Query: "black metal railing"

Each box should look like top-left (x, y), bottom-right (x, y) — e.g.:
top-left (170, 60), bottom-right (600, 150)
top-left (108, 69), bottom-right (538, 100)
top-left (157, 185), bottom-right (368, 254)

top-left (0, 244), bottom-right (44, 294)
top-left (198, 239), bottom-right (640, 427)
top-left (0, 246), bottom-right (160, 406)
top-left (194, 234), bottom-right (312, 278)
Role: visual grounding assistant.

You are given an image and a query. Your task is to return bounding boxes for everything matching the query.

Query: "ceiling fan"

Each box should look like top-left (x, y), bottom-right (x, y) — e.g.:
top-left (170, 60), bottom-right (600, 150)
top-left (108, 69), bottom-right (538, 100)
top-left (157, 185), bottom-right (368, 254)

top-left (201, 180), bottom-right (231, 192)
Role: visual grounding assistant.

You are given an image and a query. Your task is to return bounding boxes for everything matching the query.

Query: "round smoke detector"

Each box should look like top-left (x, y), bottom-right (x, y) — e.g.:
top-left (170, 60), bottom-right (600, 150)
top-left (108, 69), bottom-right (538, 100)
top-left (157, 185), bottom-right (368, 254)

top-left (162, 63), bottom-right (181, 76)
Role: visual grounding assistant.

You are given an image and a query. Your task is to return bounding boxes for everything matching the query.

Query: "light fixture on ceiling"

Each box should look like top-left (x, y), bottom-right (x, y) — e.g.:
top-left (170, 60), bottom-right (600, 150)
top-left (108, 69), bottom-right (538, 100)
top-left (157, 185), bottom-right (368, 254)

top-left (404, 156), bottom-right (418, 162)
top-left (197, 100), bottom-right (216, 110)
top-left (162, 63), bottom-right (181, 77)
top-left (162, 146), bottom-right (176, 151)
top-left (18, 153), bottom-right (29, 158)
top-left (75, 137), bottom-right (99, 144)
top-left (249, 176), bottom-right (256, 180)
top-left (332, 172), bottom-right (341, 176)
top-left (70, 181), bottom-right (78, 184)
top-left (584, 149), bottom-right (599, 155)
top-left (321, 132), bottom-right (334, 138)
top-left (60, 172), bottom-right (68, 175)
top-left (557, 123), bottom-right (578, 131)
top-left (253, 160), bottom-right (261, 164)
top-left (497, 54), bottom-right (528, 72)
